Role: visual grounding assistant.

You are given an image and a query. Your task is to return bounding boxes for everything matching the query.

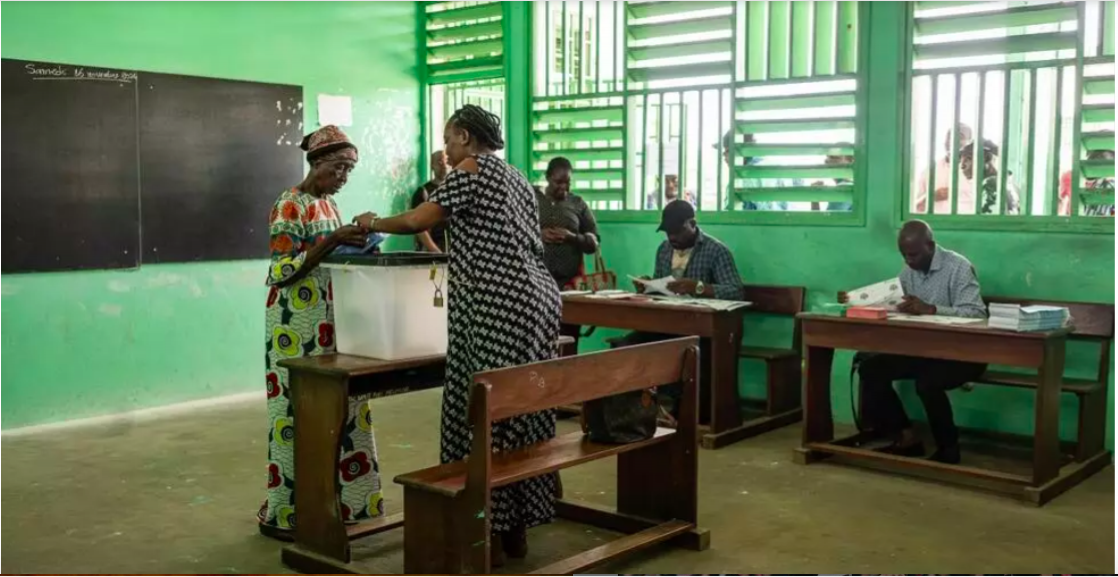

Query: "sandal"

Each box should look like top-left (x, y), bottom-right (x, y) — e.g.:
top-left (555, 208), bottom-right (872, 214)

top-left (258, 522), bottom-right (295, 543)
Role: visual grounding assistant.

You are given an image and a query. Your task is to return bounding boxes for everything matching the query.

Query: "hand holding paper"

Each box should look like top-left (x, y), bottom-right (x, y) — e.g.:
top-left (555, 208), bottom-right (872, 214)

top-left (845, 277), bottom-right (905, 311)
top-left (629, 275), bottom-right (676, 297)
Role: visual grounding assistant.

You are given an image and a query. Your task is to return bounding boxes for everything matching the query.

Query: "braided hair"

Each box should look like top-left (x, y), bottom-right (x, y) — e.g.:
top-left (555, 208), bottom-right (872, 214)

top-left (546, 156), bottom-right (572, 178)
top-left (448, 104), bottom-right (505, 151)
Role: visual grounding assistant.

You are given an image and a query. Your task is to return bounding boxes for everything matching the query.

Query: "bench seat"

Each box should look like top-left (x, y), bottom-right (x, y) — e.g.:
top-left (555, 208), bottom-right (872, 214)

top-left (739, 345), bottom-right (798, 360)
top-left (396, 428), bottom-right (675, 497)
top-left (977, 370), bottom-right (1103, 395)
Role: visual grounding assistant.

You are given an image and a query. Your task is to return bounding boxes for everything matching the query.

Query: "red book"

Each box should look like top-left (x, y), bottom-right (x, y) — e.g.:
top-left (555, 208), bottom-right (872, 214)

top-left (846, 306), bottom-right (888, 319)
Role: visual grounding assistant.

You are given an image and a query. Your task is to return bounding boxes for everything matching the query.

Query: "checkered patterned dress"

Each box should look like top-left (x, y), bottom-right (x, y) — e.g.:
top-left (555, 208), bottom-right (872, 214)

top-left (429, 154), bottom-right (562, 531)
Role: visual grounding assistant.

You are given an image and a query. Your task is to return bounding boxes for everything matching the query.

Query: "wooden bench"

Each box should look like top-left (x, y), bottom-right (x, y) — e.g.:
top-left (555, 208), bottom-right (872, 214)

top-left (737, 284), bottom-right (806, 433)
top-left (975, 297), bottom-right (1114, 463)
top-left (395, 337), bottom-right (709, 574)
top-left (278, 335), bottom-right (575, 575)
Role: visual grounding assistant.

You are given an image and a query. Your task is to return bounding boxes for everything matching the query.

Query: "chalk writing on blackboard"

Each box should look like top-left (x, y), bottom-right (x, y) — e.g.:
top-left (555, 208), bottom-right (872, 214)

top-left (24, 62), bottom-right (136, 83)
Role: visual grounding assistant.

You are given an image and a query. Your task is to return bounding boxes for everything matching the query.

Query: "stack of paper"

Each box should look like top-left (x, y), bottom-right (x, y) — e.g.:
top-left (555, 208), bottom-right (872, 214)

top-left (988, 303), bottom-right (1069, 331)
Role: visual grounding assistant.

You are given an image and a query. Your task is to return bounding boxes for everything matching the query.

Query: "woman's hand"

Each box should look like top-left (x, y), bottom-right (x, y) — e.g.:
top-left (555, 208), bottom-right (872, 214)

top-left (353, 212), bottom-right (379, 230)
top-left (542, 227), bottom-right (575, 244)
top-left (331, 224), bottom-right (368, 247)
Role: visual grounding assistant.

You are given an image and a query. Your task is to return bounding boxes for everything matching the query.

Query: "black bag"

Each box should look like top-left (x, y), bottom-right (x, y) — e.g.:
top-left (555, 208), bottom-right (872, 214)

top-left (850, 352), bottom-right (876, 431)
top-left (581, 388), bottom-right (659, 444)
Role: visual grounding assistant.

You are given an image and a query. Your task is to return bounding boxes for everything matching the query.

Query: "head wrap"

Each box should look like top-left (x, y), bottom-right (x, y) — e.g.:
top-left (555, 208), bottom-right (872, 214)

top-left (300, 125), bottom-right (358, 165)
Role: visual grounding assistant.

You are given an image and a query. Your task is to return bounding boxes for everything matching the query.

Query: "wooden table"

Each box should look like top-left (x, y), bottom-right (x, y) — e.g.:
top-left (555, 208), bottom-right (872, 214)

top-left (562, 295), bottom-right (750, 449)
top-left (794, 313), bottom-right (1109, 505)
top-left (277, 353), bottom-right (446, 573)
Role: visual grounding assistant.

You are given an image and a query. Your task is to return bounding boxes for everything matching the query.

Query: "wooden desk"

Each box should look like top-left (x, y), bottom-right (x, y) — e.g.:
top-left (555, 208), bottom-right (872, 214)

top-left (795, 313), bottom-right (1109, 505)
top-left (277, 353), bottom-right (446, 572)
top-left (562, 295), bottom-right (749, 449)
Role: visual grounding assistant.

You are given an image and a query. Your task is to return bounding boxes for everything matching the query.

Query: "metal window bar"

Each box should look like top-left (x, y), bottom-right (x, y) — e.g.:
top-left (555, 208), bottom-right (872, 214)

top-left (561, 1), bottom-right (568, 96)
top-left (950, 74), bottom-right (961, 216)
top-left (926, 74), bottom-right (939, 214)
top-left (999, 71), bottom-right (1011, 216)
top-left (1049, 66), bottom-right (1064, 217)
top-left (1025, 69), bottom-right (1038, 217)
top-left (973, 72), bottom-right (984, 214)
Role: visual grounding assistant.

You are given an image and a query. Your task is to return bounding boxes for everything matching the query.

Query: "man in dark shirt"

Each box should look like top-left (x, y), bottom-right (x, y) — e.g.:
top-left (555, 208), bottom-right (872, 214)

top-left (537, 156), bottom-right (599, 351)
top-left (614, 200), bottom-right (744, 419)
top-left (410, 150), bottom-right (449, 252)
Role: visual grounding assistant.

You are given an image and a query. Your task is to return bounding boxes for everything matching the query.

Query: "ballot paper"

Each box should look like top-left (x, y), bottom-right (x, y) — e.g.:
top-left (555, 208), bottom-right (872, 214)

top-left (583, 289), bottom-right (631, 299)
top-left (887, 313), bottom-right (985, 325)
top-left (652, 297), bottom-right (752, 311)
top-left (629, 275), bottom-right (676, 296)
top-left (847, 277), bottom-right (904, 310)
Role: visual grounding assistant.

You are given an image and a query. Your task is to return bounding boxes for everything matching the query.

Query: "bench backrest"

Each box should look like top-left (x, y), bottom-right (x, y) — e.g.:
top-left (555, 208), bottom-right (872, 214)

top-left (742, 284), bottom-right (806, 351)
top-left (984, 296), bottom-right (1115, 340)
top-left (742, 284), bottom-right (807, 316)
top-left (474, 337), bottom-right (700, 422)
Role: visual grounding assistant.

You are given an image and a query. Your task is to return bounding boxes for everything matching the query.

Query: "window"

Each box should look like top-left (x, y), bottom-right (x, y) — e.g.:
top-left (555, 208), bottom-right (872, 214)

top-left (531, 1), bottom-right (865, 220)
top-left (902, 1), bottom-right (1115, 228)
top-left (424, 2), bottom-right (506, 158)
top-left (427, 80), bottom-right (506, 160)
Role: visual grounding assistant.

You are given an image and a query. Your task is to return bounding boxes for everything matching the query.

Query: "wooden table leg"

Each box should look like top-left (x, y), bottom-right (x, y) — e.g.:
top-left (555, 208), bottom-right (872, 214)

top-left (1032, 338), bottom-right (1065, 486)
top-left (707, 315), bottom-right (743, 439)
top-left (795, 344), bottom-right (835, 464)
top-left (291, 371), bottom-right (351, 563)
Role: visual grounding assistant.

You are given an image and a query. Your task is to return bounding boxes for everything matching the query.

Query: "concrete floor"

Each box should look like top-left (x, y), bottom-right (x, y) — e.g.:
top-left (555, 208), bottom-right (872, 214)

top-left (3, 389), bottom-right (1114, 574)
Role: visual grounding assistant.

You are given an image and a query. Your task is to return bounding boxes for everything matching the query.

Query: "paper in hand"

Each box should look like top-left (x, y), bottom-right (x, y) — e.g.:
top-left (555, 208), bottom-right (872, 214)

top-left (629, 275), bottom-right (676, 296)
top-left (847, 277), bottom-right (904, 310)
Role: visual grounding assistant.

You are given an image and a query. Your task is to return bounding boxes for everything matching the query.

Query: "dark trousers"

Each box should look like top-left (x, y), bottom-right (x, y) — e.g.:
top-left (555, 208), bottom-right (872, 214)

top-left (858, 354), bottom-right (986, 450)
top-left (559, 323), bottom-right (581, 355)
top-left (609, 332), bottom-right (712, 423)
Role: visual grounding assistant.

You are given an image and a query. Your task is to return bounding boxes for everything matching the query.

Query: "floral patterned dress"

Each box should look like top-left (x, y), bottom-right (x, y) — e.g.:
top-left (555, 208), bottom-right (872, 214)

top-left (259, 187), bottom-right (384, 530)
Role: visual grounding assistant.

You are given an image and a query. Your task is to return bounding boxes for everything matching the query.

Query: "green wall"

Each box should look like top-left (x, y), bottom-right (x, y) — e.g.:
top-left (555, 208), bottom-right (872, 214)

top-left (1, 1), bottom-right (420, 428)
top-left (3, 2), bottom-right (1113, 451)
top-left (557, 3), bottom-right (1116, 449)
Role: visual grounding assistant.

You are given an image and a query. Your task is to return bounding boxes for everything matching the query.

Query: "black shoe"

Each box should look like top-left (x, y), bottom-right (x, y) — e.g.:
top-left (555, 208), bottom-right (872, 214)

top-left (876, 441), bottom-right (926, 458)
top-left (929, 445), bottom-right (961, 464)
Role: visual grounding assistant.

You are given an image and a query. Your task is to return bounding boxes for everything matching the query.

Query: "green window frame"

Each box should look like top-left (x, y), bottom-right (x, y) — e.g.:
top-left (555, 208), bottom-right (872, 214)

top-left (420, 1), bottom-right (508, 179)
top-left (900, 1), bottom-right (1115, 234)
top-left (528, 1), bottom-right (869, 226)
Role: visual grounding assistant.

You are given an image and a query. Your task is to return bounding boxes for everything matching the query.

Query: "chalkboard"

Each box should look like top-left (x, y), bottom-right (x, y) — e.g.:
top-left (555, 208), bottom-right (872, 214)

top-left (139, 73), bottom-right (303, 263)
top-left (0, 57), bottom-right (304, 273)
top-left (1, 59), bottom-right (141, 273)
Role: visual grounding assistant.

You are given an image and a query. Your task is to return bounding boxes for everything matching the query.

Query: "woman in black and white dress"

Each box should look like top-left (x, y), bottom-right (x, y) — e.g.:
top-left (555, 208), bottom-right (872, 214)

top-left (357, 105), bottom-right (561, 565)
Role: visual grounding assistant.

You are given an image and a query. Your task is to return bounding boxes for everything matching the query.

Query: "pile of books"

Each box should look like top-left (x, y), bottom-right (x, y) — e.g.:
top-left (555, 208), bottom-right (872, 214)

top-left (988, 303), bottom-right (1069, 331)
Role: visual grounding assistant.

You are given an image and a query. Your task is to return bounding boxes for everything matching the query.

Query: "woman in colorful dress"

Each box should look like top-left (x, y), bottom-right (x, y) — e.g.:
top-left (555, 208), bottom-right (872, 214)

top-left (259, 125), bottom-right (385, 541)
top-left (356, 105), bottom-right (562, 566)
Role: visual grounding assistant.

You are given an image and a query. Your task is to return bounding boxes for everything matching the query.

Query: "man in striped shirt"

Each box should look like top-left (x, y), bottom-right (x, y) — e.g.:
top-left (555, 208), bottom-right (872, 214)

top-left (847, 220), bottom-right (987, 465)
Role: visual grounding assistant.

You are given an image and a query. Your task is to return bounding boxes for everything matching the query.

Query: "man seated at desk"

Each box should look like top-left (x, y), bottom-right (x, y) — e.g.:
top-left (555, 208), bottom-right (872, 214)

top-left (843, 220), bottom-right (987, 465)
top-left (612, 200), bottom-right (744, 418)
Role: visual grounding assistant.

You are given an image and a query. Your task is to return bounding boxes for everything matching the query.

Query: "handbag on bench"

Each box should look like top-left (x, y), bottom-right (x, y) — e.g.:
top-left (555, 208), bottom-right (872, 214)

top-left (580, 388), bottom-right (660, 444)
